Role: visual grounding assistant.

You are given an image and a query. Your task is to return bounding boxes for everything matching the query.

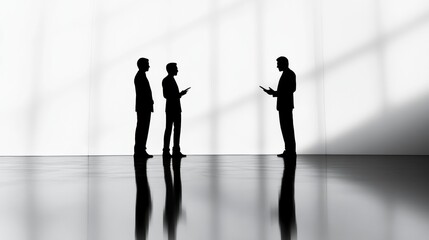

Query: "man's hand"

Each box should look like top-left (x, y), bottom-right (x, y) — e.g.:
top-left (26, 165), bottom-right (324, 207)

top-left (180, 87), bottom-right (191, 96)
top-left (260, 86), bottom-right (275, 96)
top-left (267, 87), bottom-right (275, 95)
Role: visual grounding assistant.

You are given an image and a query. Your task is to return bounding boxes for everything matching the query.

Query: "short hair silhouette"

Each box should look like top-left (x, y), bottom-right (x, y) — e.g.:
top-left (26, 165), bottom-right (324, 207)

top-left (166, 62), bottom-right (177, 73)
top-left (277, 56), bottom-right (289, 68)
top-left (137, 58), bottom-right (149, 70)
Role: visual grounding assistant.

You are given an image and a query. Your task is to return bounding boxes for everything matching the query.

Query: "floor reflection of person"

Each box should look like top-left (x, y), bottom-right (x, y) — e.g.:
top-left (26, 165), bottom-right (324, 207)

top-left (278, 155), bottom-right (297, 240)
top-left (163, 155), bottom-right (183, 240)
top-left (134, 156), bottom-right (152, 240)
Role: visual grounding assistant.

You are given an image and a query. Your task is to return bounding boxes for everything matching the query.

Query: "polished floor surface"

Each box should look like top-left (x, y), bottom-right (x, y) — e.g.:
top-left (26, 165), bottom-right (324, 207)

top-left (1, 155), bottom-right (428, 240)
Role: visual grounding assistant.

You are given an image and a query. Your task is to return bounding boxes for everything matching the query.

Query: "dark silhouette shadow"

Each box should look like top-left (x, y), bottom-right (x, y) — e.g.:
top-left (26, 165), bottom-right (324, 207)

top-left (134, 58), bottom-right (154, 158)
top-left (134, 156), bottom-right (152, 240)
top-left (261, 56), bottom-right (296, 157)
top-left (162, 63), bottom-right (189, 157)
top-left (163, 155), bottom-right (183, 240)
top-left (278, 155), bottom-right (297, 240)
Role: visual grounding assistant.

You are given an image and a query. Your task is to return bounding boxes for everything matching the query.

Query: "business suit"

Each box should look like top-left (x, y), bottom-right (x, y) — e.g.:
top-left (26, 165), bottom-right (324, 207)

top-left (134, 70), bottom-right (154, 155)
top-left (273, 68), bottom-right (296, 154)
top-left (162, 75), bottom-right (182, 154)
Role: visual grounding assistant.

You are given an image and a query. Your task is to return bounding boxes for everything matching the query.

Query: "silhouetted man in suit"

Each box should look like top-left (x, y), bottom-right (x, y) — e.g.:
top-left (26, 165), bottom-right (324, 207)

top-left (262, 56), bottom-right (296, 157)
top-left (162, 63), bottom-right (189, 157)
top-left (134, 58), bottom-right (154, 158)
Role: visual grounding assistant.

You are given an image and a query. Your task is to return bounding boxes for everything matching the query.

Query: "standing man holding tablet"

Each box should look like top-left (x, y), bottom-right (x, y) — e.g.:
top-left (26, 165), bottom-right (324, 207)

top-left (162, 62), bottom-right (190, 157)
top-left (261, 56), bottom-right (296, 157)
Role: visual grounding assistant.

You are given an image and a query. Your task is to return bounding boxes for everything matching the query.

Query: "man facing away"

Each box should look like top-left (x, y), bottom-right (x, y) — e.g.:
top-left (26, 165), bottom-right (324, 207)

top-left (134, 58), bottom-right (154, 158)
top-left (162, 63), bottom-right (190, 157)
top-left (261, 56), bottom-right (296, 157)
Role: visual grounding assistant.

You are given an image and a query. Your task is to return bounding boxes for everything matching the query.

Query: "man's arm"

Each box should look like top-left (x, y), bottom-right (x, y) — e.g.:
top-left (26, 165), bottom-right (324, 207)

top-left (287, 71), bottom-right (296, 94)
top-left (292, 72), bottom-right (296, 93)
top-left (260, 86), bottom-right (277, 97)
top-left (145, 79), bottom-right (154, 104)
top-left (272, 88), bottom-right (278, 97)
top-left (134, 73), bottom-right (141, 93)
top-left (180, 87), bottom-right (190, 97)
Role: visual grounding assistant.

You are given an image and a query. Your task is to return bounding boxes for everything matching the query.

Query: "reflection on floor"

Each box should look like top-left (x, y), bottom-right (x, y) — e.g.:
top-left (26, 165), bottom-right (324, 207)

top-left (0, 155), bottom-right (428, 240)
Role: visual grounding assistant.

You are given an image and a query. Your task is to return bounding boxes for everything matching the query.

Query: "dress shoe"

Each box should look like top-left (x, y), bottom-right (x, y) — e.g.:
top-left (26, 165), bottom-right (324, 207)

top-left (277, 150), bottom-right (287, 157)
top-left (142, 152), bottom-right (153, 158)
top-left (277, 151), bottom-right (296, 158)
top-left (277, 151), bottom-right (287, 157)
top-left (134, 152), bottom-right (153, 158)
top-left (172, 151), bottom-right (186, 157)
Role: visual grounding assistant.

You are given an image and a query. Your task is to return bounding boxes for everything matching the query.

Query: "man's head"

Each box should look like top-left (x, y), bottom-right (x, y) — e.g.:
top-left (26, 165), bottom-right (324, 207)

top-left (276, 56), bottom-right (289, 71)
top-left (137, 58), bottom-right (150, 72)
top-left (166, 62), bottom-right (178, 76)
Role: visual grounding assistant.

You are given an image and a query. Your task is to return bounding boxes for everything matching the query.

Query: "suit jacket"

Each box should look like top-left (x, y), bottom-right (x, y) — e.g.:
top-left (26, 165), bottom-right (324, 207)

top-left (162, 75), bottom-right (182, 114)
top-left (135, 71), bottom-right (154, 112)
top-left (274, 69), bottom-right (296, 111)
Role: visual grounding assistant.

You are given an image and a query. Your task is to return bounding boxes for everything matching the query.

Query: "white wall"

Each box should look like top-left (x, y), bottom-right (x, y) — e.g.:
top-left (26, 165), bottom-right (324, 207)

top-left (1, 0), bottom-right (428, 155)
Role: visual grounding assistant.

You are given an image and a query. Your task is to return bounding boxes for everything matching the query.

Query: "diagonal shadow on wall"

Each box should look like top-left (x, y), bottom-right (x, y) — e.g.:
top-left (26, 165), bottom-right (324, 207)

top-left (306, 94), bottom-right (429, 155)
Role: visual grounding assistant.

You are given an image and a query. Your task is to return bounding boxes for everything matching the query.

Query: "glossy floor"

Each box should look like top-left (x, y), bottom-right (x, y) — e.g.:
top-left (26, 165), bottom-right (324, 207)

top-left (0, 155), bottom-right (428, 240)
